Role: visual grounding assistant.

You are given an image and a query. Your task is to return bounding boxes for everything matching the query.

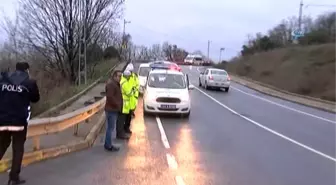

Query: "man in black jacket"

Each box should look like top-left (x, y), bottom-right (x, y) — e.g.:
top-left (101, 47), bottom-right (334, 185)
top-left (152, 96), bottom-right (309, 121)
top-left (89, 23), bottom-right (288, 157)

top-left (0, 62), bottom-right (40, 185)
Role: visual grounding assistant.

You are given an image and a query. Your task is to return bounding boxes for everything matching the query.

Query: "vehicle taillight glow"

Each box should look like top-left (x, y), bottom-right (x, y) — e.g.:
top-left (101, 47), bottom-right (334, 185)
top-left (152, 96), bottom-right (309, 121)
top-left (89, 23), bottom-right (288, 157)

top-left (209, 76), bottom-right (213, 80)
top-left (227, 75), bottom-right (231, 81)
top-left (169, 64), bottom-right (181, 71)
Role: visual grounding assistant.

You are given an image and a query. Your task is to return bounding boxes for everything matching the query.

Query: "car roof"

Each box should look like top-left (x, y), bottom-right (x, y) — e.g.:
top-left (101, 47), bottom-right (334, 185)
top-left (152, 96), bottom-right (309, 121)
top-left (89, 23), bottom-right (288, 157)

top-left (206, 68), bottom-right (227, 72)
top-left (139, 63), bottom-right (151, 67)
top-left (149, 69), bottom-right (183, 75)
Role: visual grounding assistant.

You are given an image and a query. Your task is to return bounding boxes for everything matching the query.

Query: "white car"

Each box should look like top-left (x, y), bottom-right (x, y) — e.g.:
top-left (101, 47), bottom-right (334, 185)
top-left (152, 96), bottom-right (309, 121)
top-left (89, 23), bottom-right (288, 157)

top-left (137, 63), bottom-right (151, 94)
top-left (199, 68), bottom-right (231, 92)
top-left (143, 66), bottom-right (194, 117)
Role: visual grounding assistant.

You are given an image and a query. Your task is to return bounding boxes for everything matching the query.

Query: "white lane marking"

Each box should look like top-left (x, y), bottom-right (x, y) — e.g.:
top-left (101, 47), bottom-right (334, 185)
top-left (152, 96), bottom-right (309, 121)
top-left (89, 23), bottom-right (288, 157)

top-left (196, 67), bottom-right (201, 72)
top-left (175, 176), bottom-right (186, 185)
top-left (189, 65), bottom-right (192, 70)
top-left (156, 116), bottom-right (170, 149)
top-left (194, 86), bottom-right (336, 162)
top-left (166, 153), bottom-right (178, 170)
top-left (156, 117), bottom-right (188, 184)
top-left (231, 86), bottom-right (336, 124)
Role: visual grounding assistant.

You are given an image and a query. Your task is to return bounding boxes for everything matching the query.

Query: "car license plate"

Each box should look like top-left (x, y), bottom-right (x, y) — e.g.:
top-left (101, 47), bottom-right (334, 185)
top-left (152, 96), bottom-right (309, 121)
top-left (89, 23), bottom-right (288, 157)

top-left (160, 104), bottom-right (176, 109)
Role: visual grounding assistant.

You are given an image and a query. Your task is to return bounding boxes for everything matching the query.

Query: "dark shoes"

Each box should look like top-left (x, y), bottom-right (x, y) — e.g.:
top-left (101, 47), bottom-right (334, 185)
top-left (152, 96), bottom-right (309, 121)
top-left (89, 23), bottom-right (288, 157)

top-left (104, 145), bottom-right (120, 152)
top-left (116, 134), bottom-right (130, 140)
top-left (125, 129), bottom-right (132, 134)
top-left (7, 178), bottom-right (26, 185)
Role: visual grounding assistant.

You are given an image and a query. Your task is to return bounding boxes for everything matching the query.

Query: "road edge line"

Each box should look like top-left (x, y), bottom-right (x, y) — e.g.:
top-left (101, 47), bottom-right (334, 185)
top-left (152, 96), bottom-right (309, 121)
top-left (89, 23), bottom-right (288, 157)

top-left (230, 75), bottom-right (336, 113)
top-left (194, 85), bottom-right (336, 163)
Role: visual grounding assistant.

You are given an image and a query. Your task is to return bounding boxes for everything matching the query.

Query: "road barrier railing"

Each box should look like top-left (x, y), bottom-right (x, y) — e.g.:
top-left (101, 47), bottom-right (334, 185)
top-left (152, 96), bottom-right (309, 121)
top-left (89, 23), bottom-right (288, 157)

top-left (27, 96), bottom-right (107, 150)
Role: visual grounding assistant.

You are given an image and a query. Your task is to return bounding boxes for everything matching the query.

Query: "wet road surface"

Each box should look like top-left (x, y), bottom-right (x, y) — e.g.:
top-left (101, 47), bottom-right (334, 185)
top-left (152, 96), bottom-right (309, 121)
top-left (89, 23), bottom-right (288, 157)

top-left (1, 64), bottom-right (335, 185)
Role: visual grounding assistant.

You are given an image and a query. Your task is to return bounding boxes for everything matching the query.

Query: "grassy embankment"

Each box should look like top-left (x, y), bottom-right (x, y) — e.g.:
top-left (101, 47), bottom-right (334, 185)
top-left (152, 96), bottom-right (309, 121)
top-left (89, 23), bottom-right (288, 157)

top-left (216, 43), bottom-right (335, 102)
top-left (31, 59), bottom-right (119, 116)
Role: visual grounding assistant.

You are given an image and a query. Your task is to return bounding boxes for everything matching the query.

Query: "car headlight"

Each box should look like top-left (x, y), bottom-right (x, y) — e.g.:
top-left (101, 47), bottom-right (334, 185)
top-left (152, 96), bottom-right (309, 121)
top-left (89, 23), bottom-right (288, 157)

top-left (180, 94), bottom-right (189, 102)
top-left (145, 92), bottom-right (157, 102)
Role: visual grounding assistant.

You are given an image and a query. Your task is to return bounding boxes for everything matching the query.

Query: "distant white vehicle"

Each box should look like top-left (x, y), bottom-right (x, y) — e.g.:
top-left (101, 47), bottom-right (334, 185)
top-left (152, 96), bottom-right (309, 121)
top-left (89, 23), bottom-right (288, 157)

top-left (184, 54), bottom-right (203, 65)
top-left (199, 68), bottom-right (231, 92)
top-left (137, 63), bottom-right (151, 94)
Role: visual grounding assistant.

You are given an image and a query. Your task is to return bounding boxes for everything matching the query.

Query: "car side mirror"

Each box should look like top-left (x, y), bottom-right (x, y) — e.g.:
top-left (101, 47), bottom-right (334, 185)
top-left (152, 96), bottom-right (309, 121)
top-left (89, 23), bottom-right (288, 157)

top-left (188, 84), bottom-right (195, 90)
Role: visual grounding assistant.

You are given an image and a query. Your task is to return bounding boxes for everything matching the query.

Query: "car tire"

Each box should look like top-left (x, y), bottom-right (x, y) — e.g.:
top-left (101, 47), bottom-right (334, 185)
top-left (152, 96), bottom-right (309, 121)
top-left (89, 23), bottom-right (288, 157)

top-left (224, 87), bottom-right (229, 92)
top-left (182, 111), bottom-right (190, 118)
top-left (198, 78), bottom-right (202, 87)
top-left (143, 103), bottom-right (149, 116)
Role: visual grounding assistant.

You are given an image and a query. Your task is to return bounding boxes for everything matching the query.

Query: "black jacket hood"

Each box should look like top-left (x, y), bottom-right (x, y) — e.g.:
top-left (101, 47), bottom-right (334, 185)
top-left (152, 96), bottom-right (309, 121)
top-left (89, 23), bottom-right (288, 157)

top-left (5, 71), bottom-right (29, 85)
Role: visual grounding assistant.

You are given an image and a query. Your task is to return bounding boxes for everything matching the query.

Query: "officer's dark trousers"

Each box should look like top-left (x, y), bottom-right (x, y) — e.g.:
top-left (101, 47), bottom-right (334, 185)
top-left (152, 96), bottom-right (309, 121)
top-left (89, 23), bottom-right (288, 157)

top-left (0, 128), bottom-right (27, 180)
top-left (116, 113), bottom-right (127, 136)
top-left (124, 110), bottom-right (134, 132)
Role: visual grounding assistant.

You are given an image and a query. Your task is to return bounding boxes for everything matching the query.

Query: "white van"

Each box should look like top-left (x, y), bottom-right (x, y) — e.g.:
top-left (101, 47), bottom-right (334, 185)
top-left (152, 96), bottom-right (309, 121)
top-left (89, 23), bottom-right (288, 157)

top-left (184, 54), bottom-right (203, 65)
top-left (137, 63), bottom-right (151, 94)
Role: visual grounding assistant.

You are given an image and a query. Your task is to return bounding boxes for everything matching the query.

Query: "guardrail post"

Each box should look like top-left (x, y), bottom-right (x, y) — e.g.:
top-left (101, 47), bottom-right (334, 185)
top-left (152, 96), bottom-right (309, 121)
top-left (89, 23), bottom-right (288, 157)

top-left (33, 136), bottom-right (40, 151)
top-left (74, 124), bottom-right (79, 136)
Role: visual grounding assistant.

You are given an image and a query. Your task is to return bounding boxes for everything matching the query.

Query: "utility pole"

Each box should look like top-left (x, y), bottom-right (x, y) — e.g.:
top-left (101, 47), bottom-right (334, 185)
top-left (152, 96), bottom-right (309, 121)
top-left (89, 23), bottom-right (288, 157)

top-left (207, 40), bottom-right (211, 62)
top-left (298, 0), bottom-right (304, 32)
top-left (78, 0), bottom-right (87, 85)
top-left (83, 0), bottom-right (87, 84)
top-left (219, 48), bottom-right (225, 62)
top-left (121, 19), bottom-right (131, 61)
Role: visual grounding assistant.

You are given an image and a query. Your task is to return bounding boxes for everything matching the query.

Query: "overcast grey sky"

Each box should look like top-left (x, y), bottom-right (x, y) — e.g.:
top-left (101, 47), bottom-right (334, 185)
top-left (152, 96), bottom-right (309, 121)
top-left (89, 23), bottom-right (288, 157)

top-left (1, 0), bottom-right (335, 60)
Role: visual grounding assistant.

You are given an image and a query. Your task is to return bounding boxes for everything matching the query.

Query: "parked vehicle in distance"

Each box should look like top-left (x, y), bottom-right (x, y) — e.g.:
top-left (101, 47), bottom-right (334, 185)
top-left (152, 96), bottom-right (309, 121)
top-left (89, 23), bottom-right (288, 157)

top-left (137, 63), bottom-right (151, 94)
top-left (184, 54), bottom-right (203, 65)
top-left (199, 68), bottom-right (231, 92)
top-left (150, 61), bottom-right (182, 72)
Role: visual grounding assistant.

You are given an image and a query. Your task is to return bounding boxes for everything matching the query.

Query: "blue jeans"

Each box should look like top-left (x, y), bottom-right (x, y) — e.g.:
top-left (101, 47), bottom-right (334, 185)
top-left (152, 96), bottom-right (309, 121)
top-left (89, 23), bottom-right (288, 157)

top-left (104, 111), bottom-right (118, 148)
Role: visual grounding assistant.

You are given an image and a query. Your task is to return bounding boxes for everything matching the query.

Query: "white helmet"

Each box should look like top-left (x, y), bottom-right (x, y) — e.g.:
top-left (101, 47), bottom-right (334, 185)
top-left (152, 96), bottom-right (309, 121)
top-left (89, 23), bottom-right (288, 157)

top-left (123, 70), bottom-right (131, 76)
top-left (126, 63), bottom-right (134, 72)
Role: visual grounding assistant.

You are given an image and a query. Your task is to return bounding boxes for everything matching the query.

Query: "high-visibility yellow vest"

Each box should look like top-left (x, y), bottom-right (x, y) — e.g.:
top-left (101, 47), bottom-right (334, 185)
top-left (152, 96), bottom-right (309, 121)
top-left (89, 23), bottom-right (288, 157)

top-left (120, 76), bottom-right (133, 114)
top-left (129, 73), bottom-right (140, 110)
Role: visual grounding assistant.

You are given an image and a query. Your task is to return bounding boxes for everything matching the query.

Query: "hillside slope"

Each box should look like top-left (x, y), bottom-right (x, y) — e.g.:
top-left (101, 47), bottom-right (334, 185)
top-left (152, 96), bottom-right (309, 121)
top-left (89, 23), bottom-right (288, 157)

top-left (220, 44), bottom-right (335, 101)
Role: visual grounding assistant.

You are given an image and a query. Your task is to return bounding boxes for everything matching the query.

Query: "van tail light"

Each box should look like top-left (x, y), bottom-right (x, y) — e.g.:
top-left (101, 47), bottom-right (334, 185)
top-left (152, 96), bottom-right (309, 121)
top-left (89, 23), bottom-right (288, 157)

top-left (209, 76), bottom-right (213, 80)
top-left (227, 75), bottom-right (231, 81)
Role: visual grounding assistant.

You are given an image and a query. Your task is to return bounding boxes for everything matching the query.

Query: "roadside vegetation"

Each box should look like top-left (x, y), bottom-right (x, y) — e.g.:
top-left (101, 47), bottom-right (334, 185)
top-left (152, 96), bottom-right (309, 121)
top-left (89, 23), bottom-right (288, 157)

top-left (0, 0), bottom-right (127, 116)
top-left (216, 11), bottom-right (335, 102)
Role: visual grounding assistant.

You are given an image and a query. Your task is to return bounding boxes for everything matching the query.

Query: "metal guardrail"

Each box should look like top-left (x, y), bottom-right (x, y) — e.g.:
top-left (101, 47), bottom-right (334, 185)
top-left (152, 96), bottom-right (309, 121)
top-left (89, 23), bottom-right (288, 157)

top-left (25, 61), bottom-right (129, 151)
top-left (27, 97), bottom-right (106, 150)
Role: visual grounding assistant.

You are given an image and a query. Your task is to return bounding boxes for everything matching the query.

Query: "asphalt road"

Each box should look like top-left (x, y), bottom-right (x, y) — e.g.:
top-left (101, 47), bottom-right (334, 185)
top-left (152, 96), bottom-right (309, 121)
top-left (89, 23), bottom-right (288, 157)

top-left (1, 64), bottom-right (335, 185)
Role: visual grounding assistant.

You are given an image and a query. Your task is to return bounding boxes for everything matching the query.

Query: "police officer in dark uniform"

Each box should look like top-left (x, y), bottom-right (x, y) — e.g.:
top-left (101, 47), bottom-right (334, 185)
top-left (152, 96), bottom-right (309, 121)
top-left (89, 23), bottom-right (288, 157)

top-left (0, 62), bottom-right (40, 185)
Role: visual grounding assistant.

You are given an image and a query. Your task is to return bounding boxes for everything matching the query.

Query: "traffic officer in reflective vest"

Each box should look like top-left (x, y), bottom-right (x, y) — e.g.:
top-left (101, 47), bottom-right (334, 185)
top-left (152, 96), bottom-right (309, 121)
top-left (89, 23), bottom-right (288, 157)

top-left (124, 63), bottom-right (139, 134)
top-left (115, 70), bottom-right (133, 139)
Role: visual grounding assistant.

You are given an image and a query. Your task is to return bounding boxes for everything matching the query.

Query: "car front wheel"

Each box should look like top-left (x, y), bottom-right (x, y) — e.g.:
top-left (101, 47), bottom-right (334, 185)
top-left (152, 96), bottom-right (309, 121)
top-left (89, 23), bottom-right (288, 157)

top-left (182, 111), bottom-right (190, 118)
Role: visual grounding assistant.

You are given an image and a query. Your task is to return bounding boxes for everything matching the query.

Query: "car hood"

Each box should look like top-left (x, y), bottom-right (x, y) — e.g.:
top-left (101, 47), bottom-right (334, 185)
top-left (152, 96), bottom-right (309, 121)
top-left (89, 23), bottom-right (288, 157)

top-left (146, 87), bottom-right (189, 99)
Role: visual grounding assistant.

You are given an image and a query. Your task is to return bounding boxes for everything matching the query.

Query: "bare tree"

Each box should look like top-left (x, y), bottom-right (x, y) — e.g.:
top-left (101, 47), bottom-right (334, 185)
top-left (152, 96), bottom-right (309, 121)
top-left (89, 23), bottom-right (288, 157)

top-left (17, 0), bottom-right (124, 82)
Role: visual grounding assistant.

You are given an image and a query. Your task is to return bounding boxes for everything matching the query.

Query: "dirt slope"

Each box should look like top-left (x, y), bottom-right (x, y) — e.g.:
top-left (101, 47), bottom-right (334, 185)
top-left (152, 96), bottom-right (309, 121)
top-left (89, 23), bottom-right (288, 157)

top-left (223, 43), bottom-right (335, 101)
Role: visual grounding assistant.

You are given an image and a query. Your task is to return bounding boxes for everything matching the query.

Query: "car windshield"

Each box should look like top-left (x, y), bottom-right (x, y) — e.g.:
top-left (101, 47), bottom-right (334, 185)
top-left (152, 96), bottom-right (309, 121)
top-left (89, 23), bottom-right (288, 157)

top-left (194, 57), bottom-right (203, 61)
top-left (148, 73), bottom-right (186, 89)
top-left (185, 57), bottom-right (192, 60)
top-left (211, 70), bottom-right (228, 75)
top-left (138, 67), bottom-right (151, 77)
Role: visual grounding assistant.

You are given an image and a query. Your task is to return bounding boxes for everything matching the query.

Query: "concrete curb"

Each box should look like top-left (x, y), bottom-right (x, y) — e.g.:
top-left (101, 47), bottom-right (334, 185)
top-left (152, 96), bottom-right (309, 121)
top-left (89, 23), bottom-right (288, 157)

top-left (230, 75), bottom-right (336, 113)
top-left (36, 61), bottom-right (123, 118)
top-left (0, 111), bottom-right (106, 173)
